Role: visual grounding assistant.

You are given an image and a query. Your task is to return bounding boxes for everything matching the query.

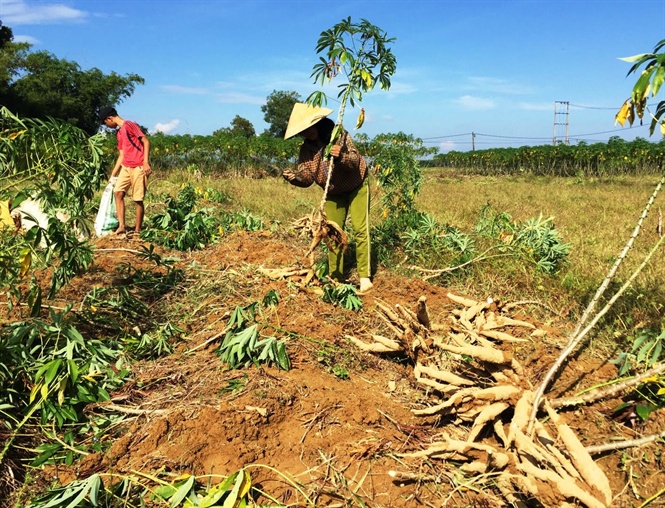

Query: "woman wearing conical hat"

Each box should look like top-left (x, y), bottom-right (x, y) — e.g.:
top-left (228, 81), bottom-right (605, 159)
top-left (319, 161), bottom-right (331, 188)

top-left (282, 103), bottom-right (373, 294)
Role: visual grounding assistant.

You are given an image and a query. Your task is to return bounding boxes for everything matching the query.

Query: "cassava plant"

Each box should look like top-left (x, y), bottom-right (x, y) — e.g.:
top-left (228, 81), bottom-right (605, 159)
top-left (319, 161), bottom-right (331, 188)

top-left (0, 107), bottom-right (105, 305)
top-left (615, 38), bottom-right (665, 136)
top-left (529, 41), bottom-right (665, 438)
top-left (322, 282), bottom-right (363, 311)
top-left (357, 132), bottom-right (436, 263)
top-left (303, 17), bottom-right (396, 257)
top-left (25, 465), bottom-right (315, 508)
top-left (216, 297), bottom-right (290, 371)
top-left (143, 183), bottom-right (265, 251)
top-left (308, 17), bottom-right (397, 130)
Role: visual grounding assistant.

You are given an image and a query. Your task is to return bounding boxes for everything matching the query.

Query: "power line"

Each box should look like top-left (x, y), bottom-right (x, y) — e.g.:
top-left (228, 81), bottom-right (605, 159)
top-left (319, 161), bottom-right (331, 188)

top-left (569, 102), bottom-right (660, 111)
top-left (418, 97), bottom-right (661, 150)
top-left (420, 124), bottom-right (650, 146)
top-left (570, 103), bottom-right (619, 110)
top-left (421, 132), bottom-right (473, 140)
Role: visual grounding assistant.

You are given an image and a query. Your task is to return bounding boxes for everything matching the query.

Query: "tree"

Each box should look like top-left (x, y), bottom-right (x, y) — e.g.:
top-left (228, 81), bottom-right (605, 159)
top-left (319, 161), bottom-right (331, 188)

top-left (261, 90), bottom-right (301, 138)
top-left (229, 115), bottom-right (255, 137)
top-left (212, 115), bottom-right (255, 137)
top-left (7, 50), bottom-right (144, 134)
top-left (0, 21), bottom-right (30, 105)
top-left (615, 39), bottom-right (665, 136)
top-left (0, 20), bottom-right (12, 48)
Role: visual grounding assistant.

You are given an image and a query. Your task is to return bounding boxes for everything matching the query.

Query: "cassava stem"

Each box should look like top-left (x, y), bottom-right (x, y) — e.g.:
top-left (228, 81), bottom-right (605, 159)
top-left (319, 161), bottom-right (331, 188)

top-left (551, 361), bottom-right (665, 408)
top-left (585, 429), bottom-right (665, 455)
top-left (529, 177), bottom-right (665, 431)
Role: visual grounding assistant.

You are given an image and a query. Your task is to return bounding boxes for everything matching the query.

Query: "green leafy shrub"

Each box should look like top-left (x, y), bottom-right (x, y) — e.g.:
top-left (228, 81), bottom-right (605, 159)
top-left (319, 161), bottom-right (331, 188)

top-left (1, 108), bottom-right (105, 307)
top-left (143, 184), bottom-right (218, 250)
top-left (612, 328), bottom-right (665, 376)
top-left (513, 214), bottom-right (571, 273)
top-left (221, 209), bottom-right (264, 232)
top-left (401, 213), bottom-right (475, 267)
top-left (473, 205), bottom-right (570, 274)
top-left (322, 283), bottom-right (363, 311)
top-left (0, 307), bottom-right (126, 426)
top-left (216, 299), bottom-right (290, 371)
top-left (25, 468), bottom-right (266, 508)
top-left (610, 327), bottom-right (665, 423)
top-left (357, 132), bottom-right (436, 263)
top-left (143, 184), bottom-right (266, 251)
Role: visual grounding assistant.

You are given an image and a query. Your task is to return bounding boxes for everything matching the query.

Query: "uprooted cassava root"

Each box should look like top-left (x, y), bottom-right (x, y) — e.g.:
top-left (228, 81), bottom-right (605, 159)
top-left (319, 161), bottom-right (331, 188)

top-left (292, 213), bottom-right (348, 256)
top-left (349, 292), bottom-right (614, 507)
top-left (291, 213), bottom-right (348, 279)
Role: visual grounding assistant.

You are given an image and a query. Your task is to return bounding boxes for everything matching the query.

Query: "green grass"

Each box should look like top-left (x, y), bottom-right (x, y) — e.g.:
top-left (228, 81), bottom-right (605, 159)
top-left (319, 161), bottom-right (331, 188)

top-left (416, 170), bottom-right (665, 344)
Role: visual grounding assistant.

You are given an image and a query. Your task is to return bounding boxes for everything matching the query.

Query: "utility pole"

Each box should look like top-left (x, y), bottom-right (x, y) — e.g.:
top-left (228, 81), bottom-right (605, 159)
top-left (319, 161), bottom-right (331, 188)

top-left (553, 101), bottom-right (570, 145)
top-left (472, 132), bottom-right (476, 151)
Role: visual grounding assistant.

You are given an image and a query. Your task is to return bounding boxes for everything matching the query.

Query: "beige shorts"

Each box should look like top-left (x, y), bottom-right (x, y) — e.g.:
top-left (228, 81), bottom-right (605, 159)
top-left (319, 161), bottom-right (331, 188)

top-left (114, 165), bottom-right (148, 202)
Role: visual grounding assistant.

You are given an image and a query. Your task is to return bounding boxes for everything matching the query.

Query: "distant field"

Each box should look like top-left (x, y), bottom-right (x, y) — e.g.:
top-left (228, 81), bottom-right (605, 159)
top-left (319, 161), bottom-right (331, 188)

top-left (417, 170), bottom-right (663, 274)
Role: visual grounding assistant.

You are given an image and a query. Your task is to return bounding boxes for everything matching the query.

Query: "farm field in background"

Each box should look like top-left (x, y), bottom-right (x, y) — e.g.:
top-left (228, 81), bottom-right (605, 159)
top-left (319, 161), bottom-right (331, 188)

top-left (179, 169), bottom-right (665, 342)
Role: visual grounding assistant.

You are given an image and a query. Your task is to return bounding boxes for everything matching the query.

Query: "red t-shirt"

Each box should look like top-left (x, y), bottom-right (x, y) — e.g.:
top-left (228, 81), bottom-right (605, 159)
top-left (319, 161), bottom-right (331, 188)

top-left (117, 120), bottom-right (146, 167)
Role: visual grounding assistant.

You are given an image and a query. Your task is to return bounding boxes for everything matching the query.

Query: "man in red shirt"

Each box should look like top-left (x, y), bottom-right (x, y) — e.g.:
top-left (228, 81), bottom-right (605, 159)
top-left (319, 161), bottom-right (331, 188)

top-left (99, 106), bottom-right (152, 235)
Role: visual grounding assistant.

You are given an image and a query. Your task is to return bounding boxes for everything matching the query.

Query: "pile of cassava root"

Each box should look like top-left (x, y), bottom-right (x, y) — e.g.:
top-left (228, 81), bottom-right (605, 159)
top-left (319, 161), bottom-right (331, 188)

top-left (347, 293), bottom-right (613, 508)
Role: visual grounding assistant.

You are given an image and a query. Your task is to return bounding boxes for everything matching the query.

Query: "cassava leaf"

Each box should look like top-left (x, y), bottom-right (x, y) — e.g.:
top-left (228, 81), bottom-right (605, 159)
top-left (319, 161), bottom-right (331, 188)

top-left (169, 475), bottom-right (195, 508)
top-left (650, 341), bottom-right (662, 365)
top-left (635, 403), bottom-right (658, 421)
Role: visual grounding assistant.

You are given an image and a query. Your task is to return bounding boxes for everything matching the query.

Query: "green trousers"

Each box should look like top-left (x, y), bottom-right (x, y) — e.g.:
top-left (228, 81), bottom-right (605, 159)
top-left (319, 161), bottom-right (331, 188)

top-left (324, 178), bottom-right (371, 281)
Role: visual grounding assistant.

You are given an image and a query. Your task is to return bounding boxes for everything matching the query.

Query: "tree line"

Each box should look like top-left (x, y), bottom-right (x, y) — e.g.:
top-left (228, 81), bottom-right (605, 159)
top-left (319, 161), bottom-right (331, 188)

top-left (432, 136), bottom-right (665, 177)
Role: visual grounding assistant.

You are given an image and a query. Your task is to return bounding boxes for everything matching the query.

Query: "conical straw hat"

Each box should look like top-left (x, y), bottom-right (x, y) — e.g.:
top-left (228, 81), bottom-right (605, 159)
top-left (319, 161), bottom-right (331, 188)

top-left (284, 103), bottom-right (334, 139)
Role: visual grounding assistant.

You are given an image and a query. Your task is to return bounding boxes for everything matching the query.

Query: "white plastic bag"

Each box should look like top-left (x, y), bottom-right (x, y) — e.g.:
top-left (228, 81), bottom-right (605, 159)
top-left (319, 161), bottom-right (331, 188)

top-left (94, 179), bottom-right (119, 236)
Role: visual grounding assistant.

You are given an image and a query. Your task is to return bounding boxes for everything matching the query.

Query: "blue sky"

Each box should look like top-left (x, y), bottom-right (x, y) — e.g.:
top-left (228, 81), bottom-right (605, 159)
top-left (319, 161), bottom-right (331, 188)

top-left (2, 0), bottom-right (665, 152)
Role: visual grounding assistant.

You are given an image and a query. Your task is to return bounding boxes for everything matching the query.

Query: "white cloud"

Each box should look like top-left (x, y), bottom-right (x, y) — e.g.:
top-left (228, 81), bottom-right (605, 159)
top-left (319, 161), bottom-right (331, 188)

top-left (153, 119), bottom-right (180, 134)
top-left (2, 0), bottom-right (87, 25)
top-left (215, 92), bottom-right (265, 105)
top-left (161, 85), bottom-right (210, 95)
top-left (438, 140), bottom-right (456, 153)
top-left (12, 34), bottom-right (38, 44)
top-left (454, 95), bottom-right (495, 110)
top-left (467, 76), bottom-right (534, 95)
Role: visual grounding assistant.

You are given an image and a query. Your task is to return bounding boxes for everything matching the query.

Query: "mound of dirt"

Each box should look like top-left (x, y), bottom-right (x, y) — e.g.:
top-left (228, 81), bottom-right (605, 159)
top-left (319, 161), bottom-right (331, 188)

top-left (31, 231), bottom-right (665, 507)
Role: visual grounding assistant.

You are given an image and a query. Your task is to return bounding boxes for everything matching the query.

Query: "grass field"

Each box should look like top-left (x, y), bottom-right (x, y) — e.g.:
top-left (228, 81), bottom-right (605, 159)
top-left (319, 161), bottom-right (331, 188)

top-left (148, 168), bottom-right (665, 352)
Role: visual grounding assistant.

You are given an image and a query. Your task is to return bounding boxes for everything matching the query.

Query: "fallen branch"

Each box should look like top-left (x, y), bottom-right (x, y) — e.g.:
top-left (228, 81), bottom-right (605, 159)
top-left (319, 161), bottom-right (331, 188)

top-left (585, 429), bottom-right (665, 455)
top-left (97, 404), bottom-right (166, 416)
top-left (408, 248), bottom-right (510, 280)
top-left (551, 362), bottom-right (665, 408)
